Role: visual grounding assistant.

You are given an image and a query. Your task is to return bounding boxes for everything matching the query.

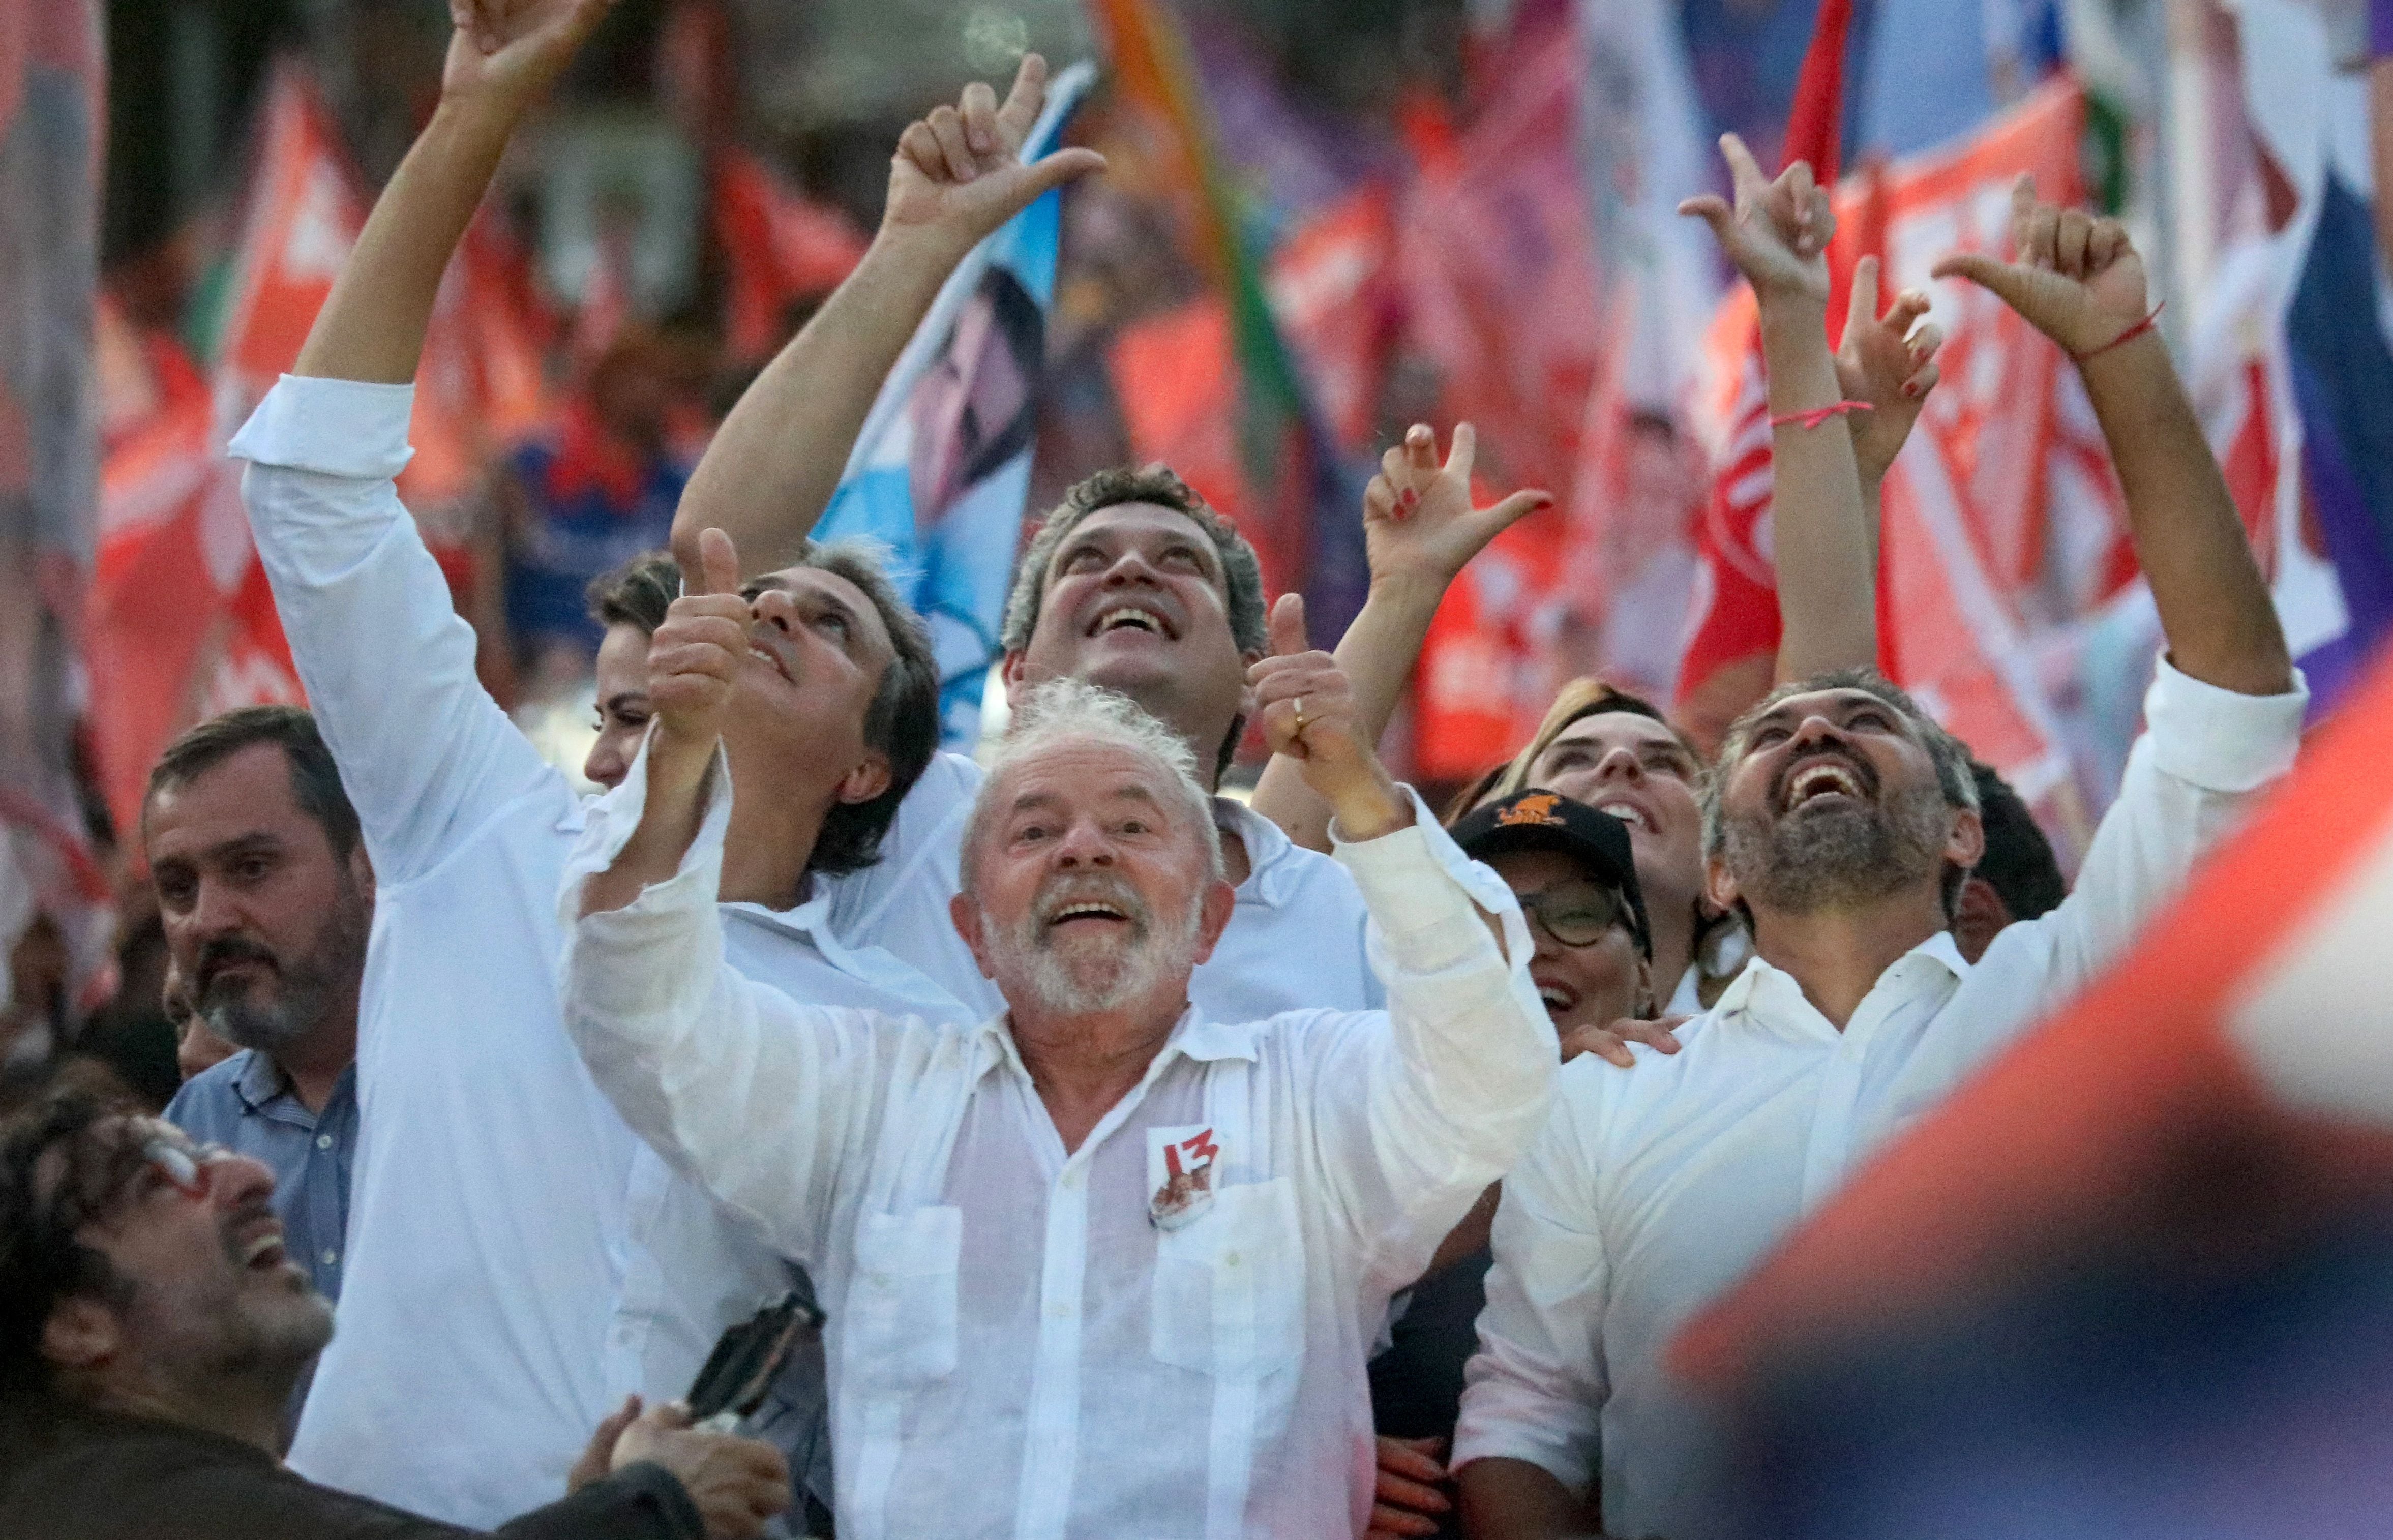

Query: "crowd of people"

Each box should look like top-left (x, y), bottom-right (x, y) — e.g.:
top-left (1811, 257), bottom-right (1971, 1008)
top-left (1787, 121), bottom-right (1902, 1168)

top-left (0, 1), bottom-right (2308, 1537)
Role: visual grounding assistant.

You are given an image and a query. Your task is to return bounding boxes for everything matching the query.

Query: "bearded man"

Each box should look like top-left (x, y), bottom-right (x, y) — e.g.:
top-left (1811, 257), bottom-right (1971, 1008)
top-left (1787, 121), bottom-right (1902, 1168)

top-left (561, 565), bottom-right (1557, 1537)
top-left (151, 707), bottom-right (369, 1308)
top-left (1452, 185), bottom-right (2309, 1540)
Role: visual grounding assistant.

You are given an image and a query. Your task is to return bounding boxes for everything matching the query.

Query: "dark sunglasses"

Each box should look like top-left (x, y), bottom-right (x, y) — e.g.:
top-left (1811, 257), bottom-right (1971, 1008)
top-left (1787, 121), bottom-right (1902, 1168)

top-left (1517, 880), bottom-right (1640, 950)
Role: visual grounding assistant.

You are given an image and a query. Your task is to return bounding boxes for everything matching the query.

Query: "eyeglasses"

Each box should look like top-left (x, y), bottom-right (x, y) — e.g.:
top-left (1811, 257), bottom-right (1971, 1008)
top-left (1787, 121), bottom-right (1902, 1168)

top-left (140, 1132), bottom-right (234, 1202)
top-left (1517, 881), bottom-right (1640, 951)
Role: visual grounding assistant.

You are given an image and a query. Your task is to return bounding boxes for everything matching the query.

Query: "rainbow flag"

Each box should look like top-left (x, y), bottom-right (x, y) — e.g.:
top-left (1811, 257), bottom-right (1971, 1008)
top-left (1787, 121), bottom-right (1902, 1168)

top-left (1086, 0), bottom-right (1337, 602)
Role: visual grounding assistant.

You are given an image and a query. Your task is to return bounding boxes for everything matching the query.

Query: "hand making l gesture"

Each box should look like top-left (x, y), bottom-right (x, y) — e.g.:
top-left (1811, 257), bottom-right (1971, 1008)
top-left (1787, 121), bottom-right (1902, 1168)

top-left (1363, 423), bottom-right (1553, 597)
top-left (442, 0), bottom-right (619, 112)
top-left (1679, 132), bottom-right (1834, 308)
top-left (881, 54), bottom-right (1108, 263)
top-left (1836, 255), bottom-right (1944, 486)
top-left (1932, 175), bottom-right (2152, 360)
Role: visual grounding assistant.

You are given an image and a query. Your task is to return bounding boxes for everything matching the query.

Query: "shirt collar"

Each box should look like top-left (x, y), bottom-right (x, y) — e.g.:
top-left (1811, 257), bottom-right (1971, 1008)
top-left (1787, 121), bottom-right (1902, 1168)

top-left (230, 1049), bottom-right (290, 1113)
top-left (1716, 928), bottom-right (1974, 1035)
top-left (971, 1002), bottom-right (1262, 1084)
top-left (1215, 798), bottom-right (1296, 907)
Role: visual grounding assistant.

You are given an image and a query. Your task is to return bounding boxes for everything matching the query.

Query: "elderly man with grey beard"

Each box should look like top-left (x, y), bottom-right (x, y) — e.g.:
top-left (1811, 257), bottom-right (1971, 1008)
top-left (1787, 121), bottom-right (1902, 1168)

top-left (1453, 182), bottom-right (2309, 1540)
top-left (561, 539), bottom-right (1556, 1540)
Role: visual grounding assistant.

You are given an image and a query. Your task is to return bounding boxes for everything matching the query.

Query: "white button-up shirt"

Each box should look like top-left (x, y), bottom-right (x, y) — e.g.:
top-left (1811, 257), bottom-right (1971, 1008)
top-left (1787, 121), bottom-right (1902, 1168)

top-left (231, 375), bottom-right (971, 1526)
top-left (823, 751), bottom-right (1387, 1020)
top-left (1452, 659), bottom-right (2307, 1540)
top-left (560, 771), bottom-right (1558, 1540)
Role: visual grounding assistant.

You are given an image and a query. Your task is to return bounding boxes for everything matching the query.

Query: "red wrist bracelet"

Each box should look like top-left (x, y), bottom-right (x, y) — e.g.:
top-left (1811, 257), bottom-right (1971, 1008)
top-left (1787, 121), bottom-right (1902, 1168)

top-left (2074, 302), bottom-right (2164, 363)
top-left (1770, 400), bottom-right (1875, 431)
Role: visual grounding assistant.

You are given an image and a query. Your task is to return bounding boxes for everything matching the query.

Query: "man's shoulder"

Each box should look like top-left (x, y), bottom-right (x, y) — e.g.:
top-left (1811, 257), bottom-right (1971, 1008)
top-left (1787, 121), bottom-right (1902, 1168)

top-left (0, 1404), bottom-right (304, 1533)
top-left (163, 1052), bottom-right (259, 1135)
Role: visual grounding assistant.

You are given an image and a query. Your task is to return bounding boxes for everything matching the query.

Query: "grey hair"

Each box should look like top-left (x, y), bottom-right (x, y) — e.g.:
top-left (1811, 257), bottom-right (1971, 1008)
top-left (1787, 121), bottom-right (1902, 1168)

top-left (1701, 669), bottom-right (1981, 916)
top-left (961, 678), bottom-right (1224, 895)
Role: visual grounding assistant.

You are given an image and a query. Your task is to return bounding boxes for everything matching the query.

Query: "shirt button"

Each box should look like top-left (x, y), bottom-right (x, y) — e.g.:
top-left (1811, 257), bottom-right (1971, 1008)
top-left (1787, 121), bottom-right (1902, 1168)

top-left (1060, 1169), bottom-right (1083, 1191)
top-left (1048, 1302), bottom-right (1071, 1319)
top-left (320, 1249), bottom-right (339, 1267)
top-left (315, 1134), bottom-right (334, 1150)
top-left (1224, 1251), bottom-right (1242, 1269)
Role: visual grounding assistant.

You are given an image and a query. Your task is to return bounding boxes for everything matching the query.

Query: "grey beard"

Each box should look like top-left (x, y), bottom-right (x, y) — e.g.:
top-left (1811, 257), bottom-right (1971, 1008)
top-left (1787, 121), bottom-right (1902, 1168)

top-left (1724, 779), bottom-right (1952, 915)
top-left (998, 890), bottom-right (1205, 1017)
top-left (203, 887), bottom-right (368, 1055)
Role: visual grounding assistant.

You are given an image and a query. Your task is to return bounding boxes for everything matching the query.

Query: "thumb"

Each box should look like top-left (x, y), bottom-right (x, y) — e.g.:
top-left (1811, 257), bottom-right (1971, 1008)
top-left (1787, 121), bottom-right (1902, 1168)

top-left (648, 1400), bottom-right (696, 1431)
top-left (1021, 146), bottom-right (1108, 200)
top-left (1479, 487), bottom-right (1553, 536)
top-left (1931, 251), bottom-right (2031, 307)
top-left (1677, 193), bottom-right (1734, 245)
top-left (1267, 591), bottom-right (1309, 657)
top-left (694, 528), bottom-right (741, 598)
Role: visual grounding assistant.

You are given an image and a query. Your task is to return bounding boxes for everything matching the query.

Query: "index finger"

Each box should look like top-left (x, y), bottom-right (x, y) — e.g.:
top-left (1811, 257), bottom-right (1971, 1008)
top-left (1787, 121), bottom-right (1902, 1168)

top-left (1444, 421), bottom-right (1478, 484)
top-left (1843, 254), bottom-right (1881, 344)
top-left (995, 52), bottom-right (1049, 146)
top-left (1718, 132), bottom-right (1768, 203)
top-left (695, 528), bottom-right (741, 597)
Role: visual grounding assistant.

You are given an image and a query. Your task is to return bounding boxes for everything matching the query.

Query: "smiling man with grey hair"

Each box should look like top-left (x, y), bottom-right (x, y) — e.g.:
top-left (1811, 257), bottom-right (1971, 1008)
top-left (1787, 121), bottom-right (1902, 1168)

top-left (562, 585), bottom-right (1556, 1538)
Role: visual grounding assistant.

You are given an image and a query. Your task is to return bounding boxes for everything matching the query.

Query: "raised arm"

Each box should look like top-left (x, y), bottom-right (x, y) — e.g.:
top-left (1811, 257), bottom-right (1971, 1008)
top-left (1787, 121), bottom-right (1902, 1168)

top-left (1247, 424), bottom-right (1548, 851)
top-left (232, 0), bottom-right (613, 885)
top-left (1680, 134), bottom-right (1881, 684)
top-left (671, 57), bottom-right (1103, 576)
top-left (296, 0), bottom-right (608, 383)
top-left (1250, 629), bottom-right (1554, 1240)
top-left (1935, 178), bottom-right (2292, 696)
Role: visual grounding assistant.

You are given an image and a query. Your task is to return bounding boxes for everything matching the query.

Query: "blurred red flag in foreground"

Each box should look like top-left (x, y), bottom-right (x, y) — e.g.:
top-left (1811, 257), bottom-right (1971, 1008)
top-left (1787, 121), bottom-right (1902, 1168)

top-left (1672, 651), bottom-right (2393, 1396)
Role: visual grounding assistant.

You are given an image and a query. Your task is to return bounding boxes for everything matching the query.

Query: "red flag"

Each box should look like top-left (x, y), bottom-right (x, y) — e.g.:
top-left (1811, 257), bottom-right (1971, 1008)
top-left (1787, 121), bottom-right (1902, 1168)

top-left (715, 147), bottom-right (870, 362)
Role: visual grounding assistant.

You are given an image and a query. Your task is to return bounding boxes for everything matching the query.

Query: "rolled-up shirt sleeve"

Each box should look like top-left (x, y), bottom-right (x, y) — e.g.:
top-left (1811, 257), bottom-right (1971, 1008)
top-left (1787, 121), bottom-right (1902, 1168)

top-left (1316, 790), bottom-right (1556, 1248)
top-left (2008, 656), bottom-right (2307, 1018)
top-left (558, 739), bottom-right (873, 1269)
top-left (230, 374), bottom-right (559, 886)
top-left (1451, 1082), bottom-right (1610, 1492)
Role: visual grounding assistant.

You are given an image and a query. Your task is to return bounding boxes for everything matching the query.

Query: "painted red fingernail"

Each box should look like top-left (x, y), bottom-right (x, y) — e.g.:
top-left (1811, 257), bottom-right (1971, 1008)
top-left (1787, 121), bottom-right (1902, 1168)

top-left (1902, 381), bottom-right (1921, 398)
top-left (1399, 488), bottom-right (1419, 508)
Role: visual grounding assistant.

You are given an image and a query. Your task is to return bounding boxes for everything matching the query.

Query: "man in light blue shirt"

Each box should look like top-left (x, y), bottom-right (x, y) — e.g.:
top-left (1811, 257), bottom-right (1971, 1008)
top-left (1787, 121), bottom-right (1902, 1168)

top-left (149, 706), bottom-right (369, 1306)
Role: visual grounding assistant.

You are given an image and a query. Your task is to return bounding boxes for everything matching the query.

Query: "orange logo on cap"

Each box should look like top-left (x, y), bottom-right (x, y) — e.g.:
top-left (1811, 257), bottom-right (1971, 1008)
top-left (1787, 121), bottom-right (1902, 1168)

top-left (1496, 792), bottom-right (1565, 827)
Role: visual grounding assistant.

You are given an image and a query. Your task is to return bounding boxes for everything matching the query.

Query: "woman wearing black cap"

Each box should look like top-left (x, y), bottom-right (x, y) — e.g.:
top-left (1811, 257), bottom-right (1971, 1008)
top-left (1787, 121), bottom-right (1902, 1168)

top-left (1365, 790), bottom-right (1657, 1539)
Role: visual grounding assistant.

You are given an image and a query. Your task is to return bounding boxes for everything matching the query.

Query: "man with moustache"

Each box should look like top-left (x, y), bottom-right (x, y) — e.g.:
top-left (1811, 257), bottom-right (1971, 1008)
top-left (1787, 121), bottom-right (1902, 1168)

top-left (223, 0), bottom-right (1086, 1521)
top-left (152, 707), bottom-right (366, 1307)
top-left (560, 588), bottom-right (1557, 1535)
top-left (1453, 183), bottom-right (2309, 1539)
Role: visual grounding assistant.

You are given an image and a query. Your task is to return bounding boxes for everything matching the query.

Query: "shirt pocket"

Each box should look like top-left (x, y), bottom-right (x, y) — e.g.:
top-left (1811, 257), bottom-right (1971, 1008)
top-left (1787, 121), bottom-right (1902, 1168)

top-left (845, 1205), bottom-right (963, 1392)
top-left (1150, 1178), bottom-right (1306, 1383)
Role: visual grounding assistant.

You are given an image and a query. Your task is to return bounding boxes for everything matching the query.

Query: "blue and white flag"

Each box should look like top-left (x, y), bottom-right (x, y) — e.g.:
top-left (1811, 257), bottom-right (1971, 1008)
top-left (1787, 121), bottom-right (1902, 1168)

top-left (816, 61), bottom-right (1096, 748)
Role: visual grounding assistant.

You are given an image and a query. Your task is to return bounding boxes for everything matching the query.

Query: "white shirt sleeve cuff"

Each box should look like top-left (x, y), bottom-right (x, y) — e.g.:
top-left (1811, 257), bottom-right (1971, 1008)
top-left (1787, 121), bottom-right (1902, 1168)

top-left (1333, 787), bottom-right (1520, 939)
top-left (227, 374), bottom-right (418, 479)
top-left (2143, 655), bottom-right (2308, 793)
top-left (559, 731), bottom-right (734, 929)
